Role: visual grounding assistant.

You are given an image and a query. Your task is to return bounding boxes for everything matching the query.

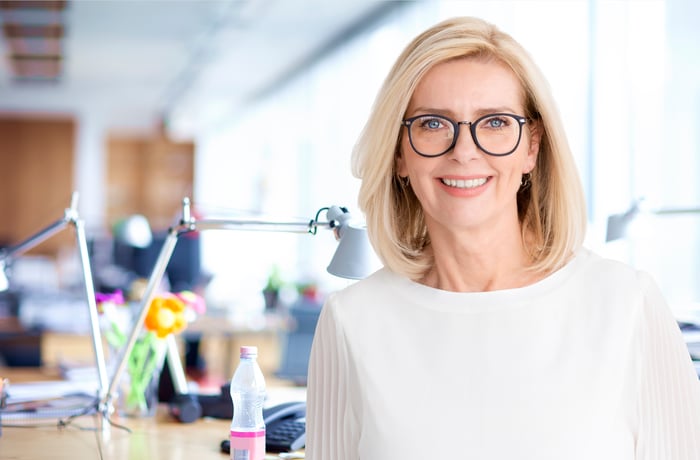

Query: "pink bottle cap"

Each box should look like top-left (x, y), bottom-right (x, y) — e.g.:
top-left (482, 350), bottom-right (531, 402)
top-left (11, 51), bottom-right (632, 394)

top-left (240, 346), bottom-right (258, 358)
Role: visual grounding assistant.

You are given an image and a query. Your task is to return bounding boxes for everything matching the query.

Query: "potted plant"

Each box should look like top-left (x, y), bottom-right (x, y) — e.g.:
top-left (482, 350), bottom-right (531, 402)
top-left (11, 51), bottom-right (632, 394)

top-left (263, 265), bottom-right (284, 311)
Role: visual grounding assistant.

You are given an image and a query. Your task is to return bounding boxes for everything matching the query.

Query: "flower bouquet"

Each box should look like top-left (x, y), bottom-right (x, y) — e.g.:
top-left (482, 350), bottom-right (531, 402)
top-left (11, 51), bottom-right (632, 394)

top-left (96, 289), bottom-right (205, 417)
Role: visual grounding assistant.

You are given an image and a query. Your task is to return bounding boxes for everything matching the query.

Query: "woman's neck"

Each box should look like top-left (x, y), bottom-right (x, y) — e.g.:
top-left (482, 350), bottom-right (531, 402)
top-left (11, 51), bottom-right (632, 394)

top-left (420, 225), bottom-right (543, 293)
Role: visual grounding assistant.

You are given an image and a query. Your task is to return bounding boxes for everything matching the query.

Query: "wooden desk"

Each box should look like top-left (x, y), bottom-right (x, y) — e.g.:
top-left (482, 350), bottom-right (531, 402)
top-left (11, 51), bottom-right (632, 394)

top-left (0, 368), bottom-right (306, 459)
top-left (1, 407), bottom-right (232, 459)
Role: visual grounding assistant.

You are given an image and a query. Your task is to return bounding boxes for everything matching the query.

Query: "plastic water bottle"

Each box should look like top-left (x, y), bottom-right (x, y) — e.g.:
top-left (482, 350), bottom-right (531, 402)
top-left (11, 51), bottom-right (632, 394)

top-left (230, 345), bottom-right (266, 460)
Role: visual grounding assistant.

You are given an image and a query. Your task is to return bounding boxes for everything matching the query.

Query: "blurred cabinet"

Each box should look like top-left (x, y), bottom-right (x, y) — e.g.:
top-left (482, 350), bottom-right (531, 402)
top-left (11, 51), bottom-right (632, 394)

top-left (0, 118), bottom-right (195, 250)
top-left (106, 134), bottom-right (194, 231)
top-left (0, 116), bottom-right (75, 256)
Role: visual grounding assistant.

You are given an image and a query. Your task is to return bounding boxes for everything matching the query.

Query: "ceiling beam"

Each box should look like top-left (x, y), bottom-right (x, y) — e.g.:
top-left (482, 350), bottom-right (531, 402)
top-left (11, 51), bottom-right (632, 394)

top-left (0, 0), bottom-right (68, 81)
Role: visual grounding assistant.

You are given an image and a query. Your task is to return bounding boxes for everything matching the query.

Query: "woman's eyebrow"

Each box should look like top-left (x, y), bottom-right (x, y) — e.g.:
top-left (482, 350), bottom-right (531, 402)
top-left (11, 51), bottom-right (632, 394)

top-left (472, 106), bottom-right (520, 116)
top-left (406, 105), bottom-right (521, 118)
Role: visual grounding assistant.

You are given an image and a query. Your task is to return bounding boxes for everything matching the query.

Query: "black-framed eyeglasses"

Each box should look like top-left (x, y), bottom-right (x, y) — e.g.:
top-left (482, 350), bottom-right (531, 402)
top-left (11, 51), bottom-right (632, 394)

top-left (401, 112), bottom-right (528, 157)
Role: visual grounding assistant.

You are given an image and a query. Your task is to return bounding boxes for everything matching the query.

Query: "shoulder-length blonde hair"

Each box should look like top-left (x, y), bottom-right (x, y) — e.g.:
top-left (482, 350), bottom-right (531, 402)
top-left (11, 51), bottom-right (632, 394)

top-left (352, 16), bottom-right (587, 281)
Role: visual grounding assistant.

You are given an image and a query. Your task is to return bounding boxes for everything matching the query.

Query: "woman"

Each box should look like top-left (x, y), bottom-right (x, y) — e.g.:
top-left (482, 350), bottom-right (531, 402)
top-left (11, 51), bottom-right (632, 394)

top-left (307, 17), bottom-right (700, 459)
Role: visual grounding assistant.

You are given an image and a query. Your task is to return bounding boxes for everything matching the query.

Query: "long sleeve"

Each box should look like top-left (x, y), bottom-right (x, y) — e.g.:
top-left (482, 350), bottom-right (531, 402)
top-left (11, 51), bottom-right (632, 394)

top-left (306, 294), bottom-right (359, 460)
top-left (635, 272), bottom-right (700, 458)
top-left (304, 255), bottom-right (700, 459)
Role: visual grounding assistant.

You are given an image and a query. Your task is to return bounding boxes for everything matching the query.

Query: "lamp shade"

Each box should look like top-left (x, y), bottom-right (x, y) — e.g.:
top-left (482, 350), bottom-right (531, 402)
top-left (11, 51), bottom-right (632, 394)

top-left (327, 222), bottom-right (378, 280)
top-left (606, 199), bottom-right (700, 242)
top-left (605, 202), bottom-right (642, 242)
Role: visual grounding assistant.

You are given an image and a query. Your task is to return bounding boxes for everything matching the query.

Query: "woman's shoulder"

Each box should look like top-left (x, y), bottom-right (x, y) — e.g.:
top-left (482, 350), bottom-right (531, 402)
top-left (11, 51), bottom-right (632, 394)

top-left (569, 247), bottom-right (653, 291)
top-left (328, 268), bottom-right (398, 302)
top-left (323, 268), bottom-right (408, 314)
top-left (574, 247), bottom-right (639, 276)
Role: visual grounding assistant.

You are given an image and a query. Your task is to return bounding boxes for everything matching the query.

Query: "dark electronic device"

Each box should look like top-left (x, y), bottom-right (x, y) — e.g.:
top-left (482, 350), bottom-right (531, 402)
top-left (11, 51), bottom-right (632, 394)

top-left (220, 401), bottom-right (307, 454)
top-left (168, 393), bottom-right (202, 423)
top-left (196, 383), bottom-right (234, 419)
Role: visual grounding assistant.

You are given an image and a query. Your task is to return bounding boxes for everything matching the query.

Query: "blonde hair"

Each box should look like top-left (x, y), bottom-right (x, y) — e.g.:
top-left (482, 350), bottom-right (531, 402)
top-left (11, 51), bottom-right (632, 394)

top-left (352, 16), bottom-right (587, 280)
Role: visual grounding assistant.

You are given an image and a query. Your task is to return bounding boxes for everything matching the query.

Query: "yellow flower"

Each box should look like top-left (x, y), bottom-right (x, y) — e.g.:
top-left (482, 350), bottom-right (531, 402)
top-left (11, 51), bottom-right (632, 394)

top-left (144, 294), bottom-right (187, 338)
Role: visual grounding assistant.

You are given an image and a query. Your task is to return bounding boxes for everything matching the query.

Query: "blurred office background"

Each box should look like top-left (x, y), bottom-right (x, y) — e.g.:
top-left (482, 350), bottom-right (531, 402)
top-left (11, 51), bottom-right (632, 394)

top-left (0, 0), bottom-right (698, 322)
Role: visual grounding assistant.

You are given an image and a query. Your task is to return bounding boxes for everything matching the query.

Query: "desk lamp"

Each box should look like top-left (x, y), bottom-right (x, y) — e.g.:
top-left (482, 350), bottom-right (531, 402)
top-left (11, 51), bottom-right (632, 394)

top-left (0, 192), bottom-right (109, 409)
top-left (102, 197), bottom-right (378, 423)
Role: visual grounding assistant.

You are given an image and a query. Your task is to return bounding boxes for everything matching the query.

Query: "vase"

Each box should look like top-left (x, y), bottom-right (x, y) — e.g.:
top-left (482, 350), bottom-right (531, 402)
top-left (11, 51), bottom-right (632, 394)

top-left (263, 288), bottom-right (280, 311)
top-left (118, 332), bottom-right (165, 417)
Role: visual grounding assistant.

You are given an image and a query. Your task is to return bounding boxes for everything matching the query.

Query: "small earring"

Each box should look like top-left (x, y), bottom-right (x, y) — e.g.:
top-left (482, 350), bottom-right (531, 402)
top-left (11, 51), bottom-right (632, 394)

top-left (519, 173), bottom-right (531, 191)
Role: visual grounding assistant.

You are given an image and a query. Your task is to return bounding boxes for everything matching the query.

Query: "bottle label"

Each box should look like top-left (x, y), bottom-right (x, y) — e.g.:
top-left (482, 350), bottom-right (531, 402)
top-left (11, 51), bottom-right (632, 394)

top-left (230, 429), bottom-right (266, 460)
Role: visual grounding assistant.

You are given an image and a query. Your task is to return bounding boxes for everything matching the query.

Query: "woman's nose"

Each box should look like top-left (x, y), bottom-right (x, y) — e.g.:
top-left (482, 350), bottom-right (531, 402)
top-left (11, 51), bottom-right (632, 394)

top-left (448, 123), bottom-right (481, 161)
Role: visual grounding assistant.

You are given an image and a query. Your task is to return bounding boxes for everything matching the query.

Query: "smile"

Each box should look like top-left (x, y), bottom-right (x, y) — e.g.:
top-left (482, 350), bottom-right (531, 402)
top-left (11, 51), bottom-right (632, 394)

top-left (440, 177), bottom-right (488, 189)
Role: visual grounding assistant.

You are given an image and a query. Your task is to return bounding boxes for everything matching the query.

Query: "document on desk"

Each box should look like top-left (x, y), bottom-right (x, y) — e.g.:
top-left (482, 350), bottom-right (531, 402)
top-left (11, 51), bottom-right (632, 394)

top-left (0, 380), bottom-right (98, 422)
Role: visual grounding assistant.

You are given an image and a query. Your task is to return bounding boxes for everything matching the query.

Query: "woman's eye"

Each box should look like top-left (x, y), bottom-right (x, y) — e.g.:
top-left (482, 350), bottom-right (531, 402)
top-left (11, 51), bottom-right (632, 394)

top-left (421, 117), bottom-right (445, 129)
top-left (483, 116), bottom-right (509, 129)
top-left (489, 118), bottom-right (504, 128)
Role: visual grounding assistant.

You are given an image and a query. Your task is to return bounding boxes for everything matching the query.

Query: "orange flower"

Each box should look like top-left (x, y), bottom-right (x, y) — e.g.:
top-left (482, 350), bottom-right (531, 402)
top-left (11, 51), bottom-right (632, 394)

top-left (144, 294), bottom-right (187, 338)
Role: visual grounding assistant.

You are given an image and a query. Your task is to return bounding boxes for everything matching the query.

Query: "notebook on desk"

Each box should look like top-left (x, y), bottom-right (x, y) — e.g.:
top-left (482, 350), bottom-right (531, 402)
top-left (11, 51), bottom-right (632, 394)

top-left (0, 380), bottom-right (98, 423)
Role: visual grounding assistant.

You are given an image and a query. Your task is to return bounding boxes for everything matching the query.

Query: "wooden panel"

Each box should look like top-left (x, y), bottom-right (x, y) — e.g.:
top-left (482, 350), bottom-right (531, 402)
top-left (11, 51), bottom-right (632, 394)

top-left (0, 0), bottom-right (68, 82)
top-left (106, 136), bottom-right (146, 224)
top-left (106, 134), bottom-right (194, 232)
top-left (0, 116), bottom-right (75, 255)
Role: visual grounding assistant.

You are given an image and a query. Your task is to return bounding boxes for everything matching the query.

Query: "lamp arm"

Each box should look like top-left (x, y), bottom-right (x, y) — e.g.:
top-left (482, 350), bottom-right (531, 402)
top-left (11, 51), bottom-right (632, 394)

top-left (0, 191), bottom-right (80, 261)
top-left (73, 217), bottom-right (110, 402)
top-left (194, 217), bottom-right (330, 234)
top-left (103, 217), bottom-right (333, 405)
top-left (0, 192), bottom-right (109, 411)
top-left (0, 218), bottom-right (69, 261)
top-left (655, 207), bottom-right (700, 215)
top-left (105, 224), bottom-right (181, 405)
top-left (102, 198), bottom-right (338, 412)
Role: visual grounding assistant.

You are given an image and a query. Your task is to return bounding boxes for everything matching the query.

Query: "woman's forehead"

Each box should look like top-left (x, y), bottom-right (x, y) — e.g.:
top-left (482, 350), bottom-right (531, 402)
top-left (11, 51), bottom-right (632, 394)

top-left (407, 57), bottom-right (525, 115)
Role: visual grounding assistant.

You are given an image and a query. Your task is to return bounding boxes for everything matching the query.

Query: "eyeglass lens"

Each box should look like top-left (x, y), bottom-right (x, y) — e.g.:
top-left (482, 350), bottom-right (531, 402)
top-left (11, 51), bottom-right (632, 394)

top-left (406, 113), bottom-right (524, 157)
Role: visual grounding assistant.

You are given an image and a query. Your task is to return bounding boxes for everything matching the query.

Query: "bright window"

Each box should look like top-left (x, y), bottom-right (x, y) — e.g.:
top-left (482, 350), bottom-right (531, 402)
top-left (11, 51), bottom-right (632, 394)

top-left (194, 0), bottom-right (700, 315)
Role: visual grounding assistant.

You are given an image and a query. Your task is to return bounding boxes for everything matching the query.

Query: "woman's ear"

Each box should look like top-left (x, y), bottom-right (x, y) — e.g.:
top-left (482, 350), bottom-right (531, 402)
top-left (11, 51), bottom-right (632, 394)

top-left (396, 147), bottom-right (408, 178)
top-left (524, 120), bottom-right (542, 173)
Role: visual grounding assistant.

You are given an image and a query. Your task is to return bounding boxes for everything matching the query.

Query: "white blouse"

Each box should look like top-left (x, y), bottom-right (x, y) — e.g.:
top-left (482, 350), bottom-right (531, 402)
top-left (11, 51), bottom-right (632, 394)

top-left (306, 249), bottom-right (700, 459)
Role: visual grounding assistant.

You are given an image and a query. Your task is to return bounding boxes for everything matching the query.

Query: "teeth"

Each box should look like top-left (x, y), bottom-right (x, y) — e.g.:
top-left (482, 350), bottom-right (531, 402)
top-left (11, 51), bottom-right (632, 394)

top-left (441, 177), bottom-right (487, 189)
